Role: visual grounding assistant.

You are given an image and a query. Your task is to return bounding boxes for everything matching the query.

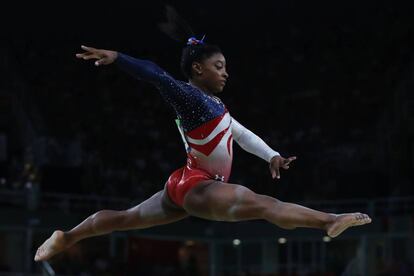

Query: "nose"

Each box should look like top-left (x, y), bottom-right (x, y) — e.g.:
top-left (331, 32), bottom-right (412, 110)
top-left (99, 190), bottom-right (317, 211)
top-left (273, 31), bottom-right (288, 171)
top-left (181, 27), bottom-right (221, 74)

top-left (222, 70), bottom-right (229, 79)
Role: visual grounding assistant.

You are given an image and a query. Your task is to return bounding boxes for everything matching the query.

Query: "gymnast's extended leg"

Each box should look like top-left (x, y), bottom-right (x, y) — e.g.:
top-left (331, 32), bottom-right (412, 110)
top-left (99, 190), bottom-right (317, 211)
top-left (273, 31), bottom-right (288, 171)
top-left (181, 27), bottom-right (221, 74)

top-left (183, 180), bottom-right (371, 237)
top-left (35, 187), bottom-right (188, 261)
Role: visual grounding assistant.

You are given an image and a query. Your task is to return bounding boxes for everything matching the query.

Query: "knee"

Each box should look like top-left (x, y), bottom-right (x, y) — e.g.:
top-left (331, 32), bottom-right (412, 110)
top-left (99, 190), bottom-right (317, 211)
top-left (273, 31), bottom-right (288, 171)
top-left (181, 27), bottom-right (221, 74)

top-left (230, 190), bottom-right (269, 220)
top-left (89, 210), bottom-right (106, 233)
top-left (255, 195), bottom-right (284, 219)
top-left (90, 209), bottom-right (108, 223)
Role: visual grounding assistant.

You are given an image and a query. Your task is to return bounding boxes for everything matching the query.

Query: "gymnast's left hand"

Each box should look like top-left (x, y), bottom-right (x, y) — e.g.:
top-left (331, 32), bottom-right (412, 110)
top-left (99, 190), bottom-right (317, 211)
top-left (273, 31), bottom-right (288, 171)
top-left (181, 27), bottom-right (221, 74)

top-left (269, 155), bottom-right (297, 180)
top-left (76, 45), bottom-right (118, 66)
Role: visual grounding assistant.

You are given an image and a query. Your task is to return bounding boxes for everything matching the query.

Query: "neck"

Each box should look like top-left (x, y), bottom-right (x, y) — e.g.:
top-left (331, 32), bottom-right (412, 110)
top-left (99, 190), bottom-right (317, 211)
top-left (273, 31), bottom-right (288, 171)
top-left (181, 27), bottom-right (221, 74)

top-left (189, 79), bottom-right (213, 95)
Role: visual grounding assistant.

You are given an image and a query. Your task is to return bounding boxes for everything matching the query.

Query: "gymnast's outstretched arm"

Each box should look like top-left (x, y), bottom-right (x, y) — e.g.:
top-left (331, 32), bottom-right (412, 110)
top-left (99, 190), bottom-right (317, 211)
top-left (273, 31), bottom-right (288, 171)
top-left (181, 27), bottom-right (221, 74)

top-left (76, 45), bottom-right (191, 106)
top-left (76, 45), bottom-right (169, 83)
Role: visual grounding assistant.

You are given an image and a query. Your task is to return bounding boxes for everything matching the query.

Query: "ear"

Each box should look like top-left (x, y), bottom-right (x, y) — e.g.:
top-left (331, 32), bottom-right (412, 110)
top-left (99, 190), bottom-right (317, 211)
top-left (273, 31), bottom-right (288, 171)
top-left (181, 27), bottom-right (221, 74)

top-left (191, 62), bottom-right (203, 76)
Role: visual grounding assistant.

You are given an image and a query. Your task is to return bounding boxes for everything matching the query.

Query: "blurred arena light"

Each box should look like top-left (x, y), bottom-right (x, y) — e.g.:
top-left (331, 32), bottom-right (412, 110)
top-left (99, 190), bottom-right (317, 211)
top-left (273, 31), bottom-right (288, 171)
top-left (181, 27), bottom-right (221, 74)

top-left (232, 239), bottom-right (241, 246)
top-left (278, 237), bottom-right (287, 244)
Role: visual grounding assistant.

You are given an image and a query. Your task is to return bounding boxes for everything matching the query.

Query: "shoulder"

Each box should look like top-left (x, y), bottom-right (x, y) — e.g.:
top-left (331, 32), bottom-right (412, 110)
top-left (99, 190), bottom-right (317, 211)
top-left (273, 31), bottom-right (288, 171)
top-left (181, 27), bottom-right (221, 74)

top-left (175, 81), bottom-right (207, 97)
top-left (176, 80), bottom-right (190, 87)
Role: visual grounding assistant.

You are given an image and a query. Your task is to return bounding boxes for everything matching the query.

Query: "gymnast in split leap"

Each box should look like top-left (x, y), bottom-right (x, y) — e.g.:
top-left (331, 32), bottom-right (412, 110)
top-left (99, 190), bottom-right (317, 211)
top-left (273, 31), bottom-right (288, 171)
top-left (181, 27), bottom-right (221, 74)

top-left (35, 36), bottom-right (371, 261)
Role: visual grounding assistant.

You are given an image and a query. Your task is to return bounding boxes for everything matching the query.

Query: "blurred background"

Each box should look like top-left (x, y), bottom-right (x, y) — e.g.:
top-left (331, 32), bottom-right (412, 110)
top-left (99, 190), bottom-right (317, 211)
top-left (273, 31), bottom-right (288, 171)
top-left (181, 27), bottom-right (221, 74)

top-left (0, 0), bottom-right (413, 275)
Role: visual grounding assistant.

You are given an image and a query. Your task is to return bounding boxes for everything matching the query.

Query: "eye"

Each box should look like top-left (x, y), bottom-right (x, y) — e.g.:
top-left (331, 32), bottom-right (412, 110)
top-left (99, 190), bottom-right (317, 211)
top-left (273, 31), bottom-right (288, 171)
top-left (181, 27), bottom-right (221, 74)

top-left (215, 62), bottom-right (224, 70)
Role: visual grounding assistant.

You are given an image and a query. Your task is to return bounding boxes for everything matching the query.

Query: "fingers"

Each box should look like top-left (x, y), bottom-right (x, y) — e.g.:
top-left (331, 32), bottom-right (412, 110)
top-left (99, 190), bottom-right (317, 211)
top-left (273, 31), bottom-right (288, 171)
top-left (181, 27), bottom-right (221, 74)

top-left (76, 53), bottom-right (99, 60)
top-left (81, 45), bottom-right (96, 52)
top-left (282, 156), bottom-right (297, 169)
top-left (270, 166), bottom-right (280, 179)
top-left (270, 155), bottom-right (297, 179)
top-left (285, 156), bottom-right (297, 164)
top-left (270, 168), bottom-right (276, 179)
top-left (275, 167), bottom-right (280, 179)
top-left (75, 53), bottom-right (88, 59)
top-left (95, 58), bottom-right (108, 66)
top-left (75, 45), bottom-right (100, 60)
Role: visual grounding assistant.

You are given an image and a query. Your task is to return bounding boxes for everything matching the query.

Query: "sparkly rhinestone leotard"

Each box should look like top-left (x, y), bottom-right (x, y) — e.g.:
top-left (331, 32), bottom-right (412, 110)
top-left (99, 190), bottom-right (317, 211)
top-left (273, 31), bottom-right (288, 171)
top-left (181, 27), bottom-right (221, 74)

top-left (116, 53), bottom-right (278, 206)
top-left (116, 53), bottom-right (233, 206)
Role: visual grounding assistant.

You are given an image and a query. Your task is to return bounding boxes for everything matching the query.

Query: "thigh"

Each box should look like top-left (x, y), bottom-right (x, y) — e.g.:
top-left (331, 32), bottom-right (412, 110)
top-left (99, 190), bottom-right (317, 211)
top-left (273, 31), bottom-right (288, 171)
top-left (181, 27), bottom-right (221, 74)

top-left (123, 185), bottom-right (188, 229)
top-left (182, 180), bottom-right (265, 222)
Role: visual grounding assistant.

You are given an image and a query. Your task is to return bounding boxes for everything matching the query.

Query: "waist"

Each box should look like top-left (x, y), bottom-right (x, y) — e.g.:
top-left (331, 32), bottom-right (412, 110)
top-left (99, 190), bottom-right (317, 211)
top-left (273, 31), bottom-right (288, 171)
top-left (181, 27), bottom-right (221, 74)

top-left (186, 149), bottom-right (232, 182)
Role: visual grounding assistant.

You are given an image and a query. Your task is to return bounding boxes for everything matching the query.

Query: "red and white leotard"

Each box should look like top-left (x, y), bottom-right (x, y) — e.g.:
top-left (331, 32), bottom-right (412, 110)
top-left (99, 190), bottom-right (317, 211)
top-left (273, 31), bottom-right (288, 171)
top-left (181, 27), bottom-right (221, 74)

top-left (116, 53), bottom-right (280, 206)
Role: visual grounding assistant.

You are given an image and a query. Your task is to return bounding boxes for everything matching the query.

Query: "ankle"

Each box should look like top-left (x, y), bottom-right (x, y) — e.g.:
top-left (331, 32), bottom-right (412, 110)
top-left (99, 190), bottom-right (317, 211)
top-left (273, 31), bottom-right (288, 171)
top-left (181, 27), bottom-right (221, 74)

top-left (62, 231), bottom-right (75, 245)
top-left (324, 214), bottom-right (337, 230)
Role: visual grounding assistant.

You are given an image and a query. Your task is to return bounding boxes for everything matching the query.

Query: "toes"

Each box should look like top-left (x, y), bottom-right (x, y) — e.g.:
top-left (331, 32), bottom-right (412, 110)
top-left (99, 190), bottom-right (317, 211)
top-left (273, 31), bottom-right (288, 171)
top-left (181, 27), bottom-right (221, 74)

top-left (355, 213), bottom-right (369, 221)
top-left (354, 213), bottom-right (371, 224)
top-left (36, 247), bottom-right (44, 257)
top-left (361, 214), bottom-right (371, 221)
top-left (34, 251), bottom-right (40, 261)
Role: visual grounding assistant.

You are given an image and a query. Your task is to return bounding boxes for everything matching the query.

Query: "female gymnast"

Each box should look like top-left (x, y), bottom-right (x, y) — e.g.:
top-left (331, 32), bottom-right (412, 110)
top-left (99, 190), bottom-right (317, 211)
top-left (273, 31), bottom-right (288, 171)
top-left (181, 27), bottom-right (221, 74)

top-left (34, 37), bottom-right (371, 262)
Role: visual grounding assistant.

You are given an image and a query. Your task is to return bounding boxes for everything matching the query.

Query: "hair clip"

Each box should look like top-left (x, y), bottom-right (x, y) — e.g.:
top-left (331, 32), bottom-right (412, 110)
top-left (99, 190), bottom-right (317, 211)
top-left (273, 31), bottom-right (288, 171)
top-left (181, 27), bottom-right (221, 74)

top-left (187, 35), bottom-right (205, 46)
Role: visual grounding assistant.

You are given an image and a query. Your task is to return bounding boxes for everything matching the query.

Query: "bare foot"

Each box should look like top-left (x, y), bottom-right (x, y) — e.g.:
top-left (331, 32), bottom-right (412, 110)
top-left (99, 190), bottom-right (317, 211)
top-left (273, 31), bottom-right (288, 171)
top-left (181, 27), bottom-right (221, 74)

top-left (327, 213), bottom-right (372, 238)
top-left (34, 230), bottom-right (70, 262)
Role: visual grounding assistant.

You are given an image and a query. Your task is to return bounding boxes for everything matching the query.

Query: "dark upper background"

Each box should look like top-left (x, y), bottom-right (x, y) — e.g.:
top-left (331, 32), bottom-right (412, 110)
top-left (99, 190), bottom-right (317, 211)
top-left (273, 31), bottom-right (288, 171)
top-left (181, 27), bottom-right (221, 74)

top-left (1, 1), bottom-right (413, 201)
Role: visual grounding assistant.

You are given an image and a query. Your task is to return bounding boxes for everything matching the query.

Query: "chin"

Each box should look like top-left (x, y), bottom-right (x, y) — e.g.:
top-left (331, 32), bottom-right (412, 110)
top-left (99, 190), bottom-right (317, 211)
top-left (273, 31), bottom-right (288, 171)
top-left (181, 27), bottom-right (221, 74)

top-left (214, 86), bottom-right (225, 94)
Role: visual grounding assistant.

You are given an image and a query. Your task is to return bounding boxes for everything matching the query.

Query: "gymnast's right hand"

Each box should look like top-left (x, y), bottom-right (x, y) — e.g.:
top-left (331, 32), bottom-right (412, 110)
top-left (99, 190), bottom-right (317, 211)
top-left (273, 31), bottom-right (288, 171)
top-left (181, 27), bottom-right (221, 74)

top-left (76, 45), bottom-right (118, 66)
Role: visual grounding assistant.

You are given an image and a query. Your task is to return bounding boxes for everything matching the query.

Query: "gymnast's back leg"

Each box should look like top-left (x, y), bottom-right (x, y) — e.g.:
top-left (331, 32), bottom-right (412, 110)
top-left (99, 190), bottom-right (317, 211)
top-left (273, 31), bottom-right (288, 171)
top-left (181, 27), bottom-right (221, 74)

top-left (34, 185), bottom-right (188, 261)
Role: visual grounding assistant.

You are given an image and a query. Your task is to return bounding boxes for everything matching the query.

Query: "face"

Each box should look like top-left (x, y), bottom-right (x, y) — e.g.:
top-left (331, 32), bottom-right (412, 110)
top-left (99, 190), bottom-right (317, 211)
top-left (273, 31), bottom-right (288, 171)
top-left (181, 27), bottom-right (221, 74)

top-left (192, 53), bottom-right (229, 93)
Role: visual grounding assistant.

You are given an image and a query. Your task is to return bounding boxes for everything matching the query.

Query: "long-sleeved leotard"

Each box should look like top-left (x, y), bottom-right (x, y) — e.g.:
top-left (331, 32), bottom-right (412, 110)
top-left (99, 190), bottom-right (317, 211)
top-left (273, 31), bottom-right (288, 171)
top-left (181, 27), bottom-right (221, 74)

top-left (116, 53), bottom-right (279, 205)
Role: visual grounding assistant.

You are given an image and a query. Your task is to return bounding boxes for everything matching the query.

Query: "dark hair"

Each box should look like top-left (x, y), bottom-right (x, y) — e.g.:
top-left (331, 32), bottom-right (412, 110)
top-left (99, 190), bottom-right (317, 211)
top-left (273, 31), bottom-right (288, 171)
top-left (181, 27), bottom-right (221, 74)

top-left (180, 44), bottom-right (222, 79)
top-left (158, 5), bottom-right (222, 79)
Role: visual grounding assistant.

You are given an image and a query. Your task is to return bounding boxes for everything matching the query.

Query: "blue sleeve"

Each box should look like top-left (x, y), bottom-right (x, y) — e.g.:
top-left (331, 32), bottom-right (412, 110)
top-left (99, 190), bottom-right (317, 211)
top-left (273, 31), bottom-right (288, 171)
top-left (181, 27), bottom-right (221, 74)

top-left (115, 53), bottom-right (168, 84)
top-left (114, 53), bottom-right (195, 114)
